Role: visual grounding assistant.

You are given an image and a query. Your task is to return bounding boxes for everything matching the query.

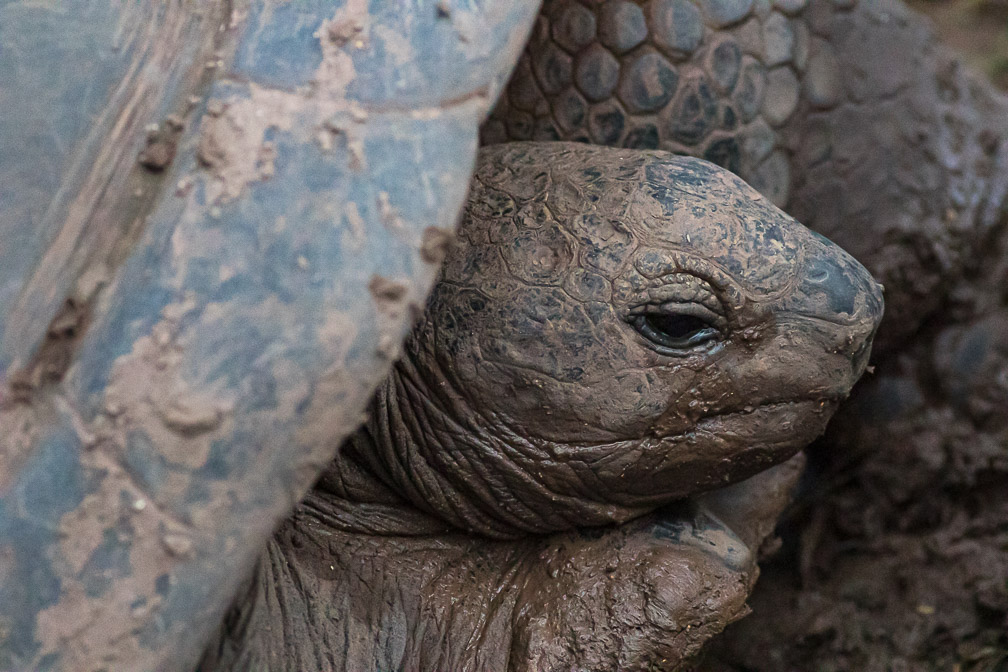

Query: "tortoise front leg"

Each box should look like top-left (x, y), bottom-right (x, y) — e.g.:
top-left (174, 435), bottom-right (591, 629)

top-left (200, 456), bottom-right (803, 672)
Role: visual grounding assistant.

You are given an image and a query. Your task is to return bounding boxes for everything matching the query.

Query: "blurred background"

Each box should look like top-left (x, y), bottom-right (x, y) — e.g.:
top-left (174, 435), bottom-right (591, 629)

top-left (909, 0), bottom-right (1008, 90)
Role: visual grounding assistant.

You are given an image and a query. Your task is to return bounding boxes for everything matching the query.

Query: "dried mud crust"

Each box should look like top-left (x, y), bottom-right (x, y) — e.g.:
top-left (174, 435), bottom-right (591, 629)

top-left (0, 2), bottom-right (544, 671)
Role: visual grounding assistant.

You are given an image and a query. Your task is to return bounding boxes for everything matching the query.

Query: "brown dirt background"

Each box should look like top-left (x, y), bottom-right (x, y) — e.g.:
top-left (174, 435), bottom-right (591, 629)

top-left (908, 0), bottom-right (1008, 92)
top-left (688, 4), bottom-right (1008, 670)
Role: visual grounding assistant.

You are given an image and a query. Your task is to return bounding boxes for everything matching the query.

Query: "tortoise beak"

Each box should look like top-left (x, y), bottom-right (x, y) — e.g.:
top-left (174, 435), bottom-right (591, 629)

top-left (776, 230), bottom-right (885, 378)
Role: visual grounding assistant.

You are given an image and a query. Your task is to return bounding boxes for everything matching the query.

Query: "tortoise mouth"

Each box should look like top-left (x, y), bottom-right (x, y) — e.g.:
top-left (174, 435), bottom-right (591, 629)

top-left (578, 396), bottom-right (844, 507)
top-left (645, 395), bottom-right (844, 443)
top-left (691, 396), bottom-right (843, 440)
top-left (682, 396), bottom-right (842, 453)
top-left (625, 396), bottom-right (843, 493)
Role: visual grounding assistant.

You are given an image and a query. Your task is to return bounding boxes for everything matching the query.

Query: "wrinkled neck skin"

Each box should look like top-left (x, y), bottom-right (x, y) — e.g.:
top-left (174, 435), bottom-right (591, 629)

top-left (319, 355), bottom-right (653, 539)
top-left (309, 144), bottom-right (885, 540)
top-left (319, 338), bottom-right (812, 539)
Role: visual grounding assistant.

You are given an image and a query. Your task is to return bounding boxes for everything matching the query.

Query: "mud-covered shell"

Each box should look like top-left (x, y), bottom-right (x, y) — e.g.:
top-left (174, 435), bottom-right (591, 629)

top-left (0, 2), bottom-right (537, 670)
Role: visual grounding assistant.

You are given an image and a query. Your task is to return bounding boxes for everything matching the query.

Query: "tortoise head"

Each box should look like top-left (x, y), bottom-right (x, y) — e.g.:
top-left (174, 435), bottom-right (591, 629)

top-left (364, 142), bottom-right (883, 536)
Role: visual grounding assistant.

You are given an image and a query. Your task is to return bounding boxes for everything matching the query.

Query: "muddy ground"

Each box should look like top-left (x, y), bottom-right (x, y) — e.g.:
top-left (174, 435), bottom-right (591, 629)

top-left (688, 4), bottom-right (1008, 670)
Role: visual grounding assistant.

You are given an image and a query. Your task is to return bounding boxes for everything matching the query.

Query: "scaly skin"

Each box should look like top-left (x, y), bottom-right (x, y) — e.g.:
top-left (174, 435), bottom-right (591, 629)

top-left (201, 457), bottom-right (804, 672)
top-left (485, 0), bottom-right (1008, 353)
top-left (201, 143), bottom-right (882, 670)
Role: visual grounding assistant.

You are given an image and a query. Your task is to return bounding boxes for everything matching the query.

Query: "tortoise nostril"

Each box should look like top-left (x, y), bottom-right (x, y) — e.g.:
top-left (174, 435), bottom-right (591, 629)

top-left (802, 253), bottom-right (859, 317)
top-left (866, 278), bottom-right (885, 326)
top-left (785, 235), bottom-right (885, 335)
top-left (807, 267), bottom-right (830, 284)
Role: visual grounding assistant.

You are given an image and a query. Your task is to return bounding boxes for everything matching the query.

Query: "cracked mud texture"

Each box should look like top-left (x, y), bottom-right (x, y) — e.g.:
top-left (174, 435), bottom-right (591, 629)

top-left (200, 142), bottom-right (882, 671)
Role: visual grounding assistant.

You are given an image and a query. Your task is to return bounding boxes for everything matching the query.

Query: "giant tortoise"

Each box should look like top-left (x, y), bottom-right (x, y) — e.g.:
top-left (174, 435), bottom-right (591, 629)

top-left (1, 0), bottom-right (1002, 669)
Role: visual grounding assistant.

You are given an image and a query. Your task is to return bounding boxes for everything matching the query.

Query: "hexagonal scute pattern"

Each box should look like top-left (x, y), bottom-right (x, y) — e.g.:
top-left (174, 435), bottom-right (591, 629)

top-left (483, 0), bottom-right (826, 208)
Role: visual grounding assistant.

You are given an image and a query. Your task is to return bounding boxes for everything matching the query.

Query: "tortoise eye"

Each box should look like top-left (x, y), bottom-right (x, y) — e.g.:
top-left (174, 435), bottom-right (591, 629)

top-left (631, 311), bottom-right (720, 352)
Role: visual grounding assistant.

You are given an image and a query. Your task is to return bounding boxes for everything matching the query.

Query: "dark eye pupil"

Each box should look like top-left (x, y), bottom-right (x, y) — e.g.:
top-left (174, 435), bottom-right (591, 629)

top-left (631, 311), bottom-right (720, 351)
top-left (644, 314), bottom-right (709, 340)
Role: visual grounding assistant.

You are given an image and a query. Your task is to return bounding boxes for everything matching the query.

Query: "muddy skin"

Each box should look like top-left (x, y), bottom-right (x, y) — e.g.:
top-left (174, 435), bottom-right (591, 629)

top-left (347, 142), bottom-right (882, 538)
top-left (202, 456), bottom-right (805, 672)
top-left (201, 143), bottom-right (882, 671)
